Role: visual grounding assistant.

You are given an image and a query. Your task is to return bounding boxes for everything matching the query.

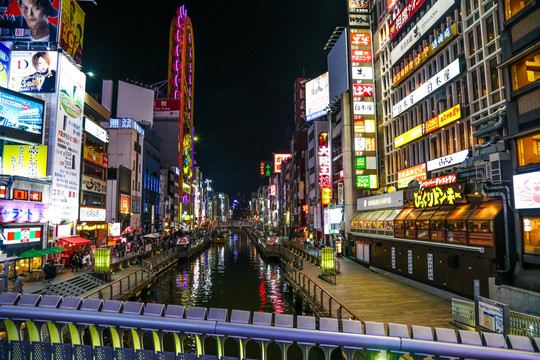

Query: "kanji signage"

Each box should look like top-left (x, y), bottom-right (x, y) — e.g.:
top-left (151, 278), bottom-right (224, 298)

top-left (398, 163), bottom-right (426, 188)
top-left (318, 132), bottom-right (331, 188)
top-left (322, 187), bottom-right (332, 205)
top-left (424, 104), bottom-right (462, 134)
top-left (414, 184), bottom-right (465, 208)
top-left (353, 84), bottom-right (373, 97)
top-left (351, 50), bottom-right (372, 62)
top-left (427, 149), bottom-right (470, 171)
top-left (274, 153), bottom-right (292, 174)
top-left (260, 161), bottom-right (272, 177)
top-left (389, 0), bottom-right (428, 40)
top-left (392, 59), bottom-right (461, 118)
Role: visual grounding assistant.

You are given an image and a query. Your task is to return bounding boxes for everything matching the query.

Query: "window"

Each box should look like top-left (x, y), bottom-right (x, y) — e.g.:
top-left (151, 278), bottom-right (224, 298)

top-left (489, 58), bottom-right (500, 90)
top-left (523, 217), bottom-right (540, 255)
top-left (511, 49), bottom-right (540, 91)
top-left (485, 15), bottom-right (495, 43)
top-left (505, 0), bottom-right (533, 20)
top-left (517, 132), bottom-right (540, 166)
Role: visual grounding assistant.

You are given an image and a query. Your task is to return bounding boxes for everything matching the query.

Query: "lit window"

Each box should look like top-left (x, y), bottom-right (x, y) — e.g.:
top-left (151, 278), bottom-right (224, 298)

top-left (523, 217), bottom-right (540, 255)
top-left (504, 0), bottom-right (533, 19)
top-left (511, 49), bottom-right (540, 91)
top-left (517, 131), bottom-right (540, 167)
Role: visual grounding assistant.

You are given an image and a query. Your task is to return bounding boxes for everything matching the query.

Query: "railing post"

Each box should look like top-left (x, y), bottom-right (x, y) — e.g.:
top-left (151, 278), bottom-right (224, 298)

top-left (128, 275), bottom-right (131, 290)
top-left (119, 279), bottom-right (123, 294)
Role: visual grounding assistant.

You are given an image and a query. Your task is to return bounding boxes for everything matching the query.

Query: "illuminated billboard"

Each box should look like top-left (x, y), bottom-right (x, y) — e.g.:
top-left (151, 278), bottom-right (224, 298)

top-left (120, 194), bottom-right (130, 214)
top-left (306, 72), bottom-right (329, 122)
top-left (8, 50), bottom-right (58, 93)
top-left (274, 153), bottom-right (292, 174)
top-left (394, 124), bottom-right (423, 148)
top-left (0, 43), bottom-right (9, 88)
top-left (349, 0), bottom-right (370, 13)
top-left (59, 0), bottom-right (85, 64)
top-left (398, 164), bottom-right (427, 188)
top-left (1, 225), bottom-right (42, 244)
top-left (153, 99), bottom-right (180, 118)
top-left (2, 145), bottom-right (47, 177)
top-left (514, 171), bottom-right (540, 209)
top-left (0, 0), bottom-right (61, 42)
top-left (49, 54), bottom-right (85, 224)
top-left (389, 0), bottom-right (427, 40)
top-left (0, 85), bottom-right (44, 137)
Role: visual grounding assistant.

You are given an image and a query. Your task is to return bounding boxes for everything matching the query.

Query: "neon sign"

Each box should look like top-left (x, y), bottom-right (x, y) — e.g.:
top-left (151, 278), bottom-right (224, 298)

top-left (318, 132), bottom-right (331, 188)
top-left (414, 186), bottom-right (463, 208)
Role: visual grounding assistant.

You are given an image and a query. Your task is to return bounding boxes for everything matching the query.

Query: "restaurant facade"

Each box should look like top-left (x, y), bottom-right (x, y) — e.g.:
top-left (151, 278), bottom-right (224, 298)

top-left (350, 185), bottom-right (504, 298)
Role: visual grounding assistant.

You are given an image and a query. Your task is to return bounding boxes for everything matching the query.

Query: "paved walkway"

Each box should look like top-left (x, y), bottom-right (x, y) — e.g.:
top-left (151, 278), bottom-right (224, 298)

top-left (296, 254), bottom-right (464, 329)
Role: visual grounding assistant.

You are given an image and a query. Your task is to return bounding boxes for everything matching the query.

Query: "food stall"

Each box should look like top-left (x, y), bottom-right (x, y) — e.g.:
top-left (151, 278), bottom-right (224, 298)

top-left (445, 203), bottom-right (479, 244)
top-left (467, 202), bottom-right (502, 246)
top-left (57, 236), bottom-right (92, 266)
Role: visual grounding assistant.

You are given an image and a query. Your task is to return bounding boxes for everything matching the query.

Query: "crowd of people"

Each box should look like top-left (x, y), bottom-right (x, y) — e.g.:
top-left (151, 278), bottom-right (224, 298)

top-left (70, 250), bottom-right (92, 272)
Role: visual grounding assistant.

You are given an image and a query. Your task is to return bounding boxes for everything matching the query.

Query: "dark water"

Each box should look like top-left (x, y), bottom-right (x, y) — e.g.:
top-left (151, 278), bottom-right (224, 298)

top-left (134, 231), bottom-right (295, 314)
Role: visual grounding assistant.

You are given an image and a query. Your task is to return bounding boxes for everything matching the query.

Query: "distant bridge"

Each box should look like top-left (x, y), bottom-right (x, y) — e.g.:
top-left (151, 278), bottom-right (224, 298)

top-left (215, 221), bottom-right (256, 228)
top-left (0, 292), bottom-right (538, 360)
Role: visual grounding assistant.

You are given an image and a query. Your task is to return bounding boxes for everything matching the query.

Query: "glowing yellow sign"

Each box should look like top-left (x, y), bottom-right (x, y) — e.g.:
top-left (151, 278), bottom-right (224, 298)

top-left (394, 124), bottom-right (423, 148)
top-left (2, 145), bottom-right (47, 177)
top-left (414, 186), bottom-right (463, 208)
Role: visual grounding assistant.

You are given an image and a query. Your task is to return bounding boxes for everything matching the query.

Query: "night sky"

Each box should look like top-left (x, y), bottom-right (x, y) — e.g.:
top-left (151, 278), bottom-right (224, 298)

top-left (80, 1), bottom-right (347, 201)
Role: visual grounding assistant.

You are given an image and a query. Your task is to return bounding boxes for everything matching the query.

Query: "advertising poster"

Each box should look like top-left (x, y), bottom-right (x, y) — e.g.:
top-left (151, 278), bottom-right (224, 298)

top-left (0, 86), bottom-right (44, 135)
top-left (0, 200), bottom-right (48, 224)
top-left (514, 171), bottom-right (540, 209)
top-left (2, 145), bottom-right (47, 177)
top-left (8, 50), bottom-right (58, 93)
top-left (59, 0), bottom-right (85, 64)
top-left (305, 72), bottom-right (329, 122)
top-left (0, 42), bottom-right (10, 87)
top-left (49, 55), bottom-right (85, 224)
top-left (0, 0), bottom-right (61, 42)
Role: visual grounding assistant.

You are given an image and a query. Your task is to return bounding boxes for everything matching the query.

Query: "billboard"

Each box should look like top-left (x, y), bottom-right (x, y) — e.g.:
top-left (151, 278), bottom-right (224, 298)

top-left (2, 145), bottom-right (47, 177)
top-left (305, 72), bottom-right (329, 122)
top-left (514, 171), bottom-right (540, 209)
top-left (0, 85), bottom-right (44, 136)
top-left (8, 50), bottom-right (58, 93)
top-left (274, 153), bottom-right (292, 174)
top-left (0, 200), bottom-right (48, 224)
top-left (0, 42), bottom-right (9, 87)
top-left (117, 80), bottom-right (155, 127)
top-left (0, 0), bottom-right (61, 42)
top-left (59, 0), bottom-right (85, 64)
top-left (294, 78), bottom-right (309, 128)
top-left (49, 54), bottom-right (85, 224)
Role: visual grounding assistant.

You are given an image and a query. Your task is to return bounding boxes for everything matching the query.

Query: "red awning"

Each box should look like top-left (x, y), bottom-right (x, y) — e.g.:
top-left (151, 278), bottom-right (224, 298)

top-left (295, 225), bottom-right (307, 231)
top-left (58, 236), bottom-right (92, 246)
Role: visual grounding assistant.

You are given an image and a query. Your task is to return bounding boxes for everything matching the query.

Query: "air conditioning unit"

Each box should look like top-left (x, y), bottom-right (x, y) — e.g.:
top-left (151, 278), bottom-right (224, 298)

top-left (475, 162), bottom-right (491, 183)
top-left (489, 152), bottom-right (511, 184)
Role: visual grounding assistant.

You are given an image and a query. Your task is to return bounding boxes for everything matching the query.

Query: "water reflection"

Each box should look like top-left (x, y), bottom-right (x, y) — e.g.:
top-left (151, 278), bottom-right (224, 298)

top-left (136, 231), bottom-right (294, 314)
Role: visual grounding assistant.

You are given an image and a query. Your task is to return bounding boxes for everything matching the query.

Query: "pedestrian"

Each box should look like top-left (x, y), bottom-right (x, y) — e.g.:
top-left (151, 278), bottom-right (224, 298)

top-left (71, 251), bottom-right (80, 272)
top-left (43, 260), bottom-right (57, 284)
top-left (82, 251), bottom-right (92, 271)
top-left (13, 273), bottom-right (24, 293)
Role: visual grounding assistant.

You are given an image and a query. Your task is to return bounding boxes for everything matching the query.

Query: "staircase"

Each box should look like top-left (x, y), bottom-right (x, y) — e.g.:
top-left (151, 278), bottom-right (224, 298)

top-left (35, 273), bottom-right (107, 297)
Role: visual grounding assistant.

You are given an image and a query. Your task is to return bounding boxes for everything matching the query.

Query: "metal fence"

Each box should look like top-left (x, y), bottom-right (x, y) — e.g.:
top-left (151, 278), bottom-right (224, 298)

top-left (452, 298), bottom-right (540, 337)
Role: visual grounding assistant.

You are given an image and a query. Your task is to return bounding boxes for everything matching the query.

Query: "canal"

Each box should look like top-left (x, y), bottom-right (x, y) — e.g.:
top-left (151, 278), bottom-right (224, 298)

top-left (132, 230), bottom-right (296, 315)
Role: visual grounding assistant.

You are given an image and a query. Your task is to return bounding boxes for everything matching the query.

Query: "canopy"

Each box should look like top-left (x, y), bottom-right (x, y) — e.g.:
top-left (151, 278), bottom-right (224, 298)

top-left (19, 249), bottom-right (45, 258)
top-left (40, 247), bottom-right (66, 254)
top-left (58, 236), bottom-right (92, 246)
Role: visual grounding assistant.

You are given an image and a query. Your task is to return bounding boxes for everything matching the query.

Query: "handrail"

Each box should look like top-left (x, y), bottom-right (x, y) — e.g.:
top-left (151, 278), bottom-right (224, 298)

top-left (282, 260), bottom-right (362, 322)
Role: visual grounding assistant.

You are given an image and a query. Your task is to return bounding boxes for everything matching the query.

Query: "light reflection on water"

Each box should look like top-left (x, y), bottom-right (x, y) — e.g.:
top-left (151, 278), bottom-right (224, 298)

top-left (135, 231), bottom-right (294, 314)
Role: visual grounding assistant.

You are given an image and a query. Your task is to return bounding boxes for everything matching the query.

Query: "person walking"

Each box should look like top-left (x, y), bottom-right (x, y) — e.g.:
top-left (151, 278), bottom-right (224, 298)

top-left (13, 273), bottom-right (25, 293)
top-left (43, 259), bottom-right (57, 284)
top-left (82, 251), bottom-right (92, 271)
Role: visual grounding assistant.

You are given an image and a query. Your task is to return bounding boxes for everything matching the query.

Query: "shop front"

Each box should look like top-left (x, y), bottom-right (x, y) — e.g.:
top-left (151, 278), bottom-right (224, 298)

top-left (0, 224), bottom-right (46, 277)
top-left (350, 191), bottom-right (404, 263)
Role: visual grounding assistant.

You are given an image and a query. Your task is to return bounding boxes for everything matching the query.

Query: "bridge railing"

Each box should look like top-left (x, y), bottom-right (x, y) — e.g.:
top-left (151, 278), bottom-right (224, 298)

top-left (0, 293), bottom-right (538, 360)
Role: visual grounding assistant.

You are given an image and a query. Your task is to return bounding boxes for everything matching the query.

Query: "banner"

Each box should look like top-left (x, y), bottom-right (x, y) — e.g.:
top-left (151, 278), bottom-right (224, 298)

top-left (8, 50), bottom-right (58, 93)
top-left (0, 199), bottom-right (48, 224)
top-left (59, 0), bottom-right (85, 64)
top-left (0, 0), bottom-right (61, 42)
top-left (49, 54), bottom-right (85, 223)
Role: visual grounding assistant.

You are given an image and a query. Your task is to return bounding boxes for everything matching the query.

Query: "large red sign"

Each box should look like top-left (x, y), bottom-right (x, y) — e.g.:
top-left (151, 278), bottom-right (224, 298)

top-left (419, 174), bottom-right (457, 189)
top-left (389, 0), bottom-right (427, 40)
top-left (353, 84), bottom-right (373, 97)
top-left (274, 153), bottom-right (292, 174)
top-left (350, 32), bottom-right (371, 46)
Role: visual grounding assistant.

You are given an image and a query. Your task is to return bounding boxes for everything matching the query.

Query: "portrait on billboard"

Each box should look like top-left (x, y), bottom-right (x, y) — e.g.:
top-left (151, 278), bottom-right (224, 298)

top-left (59, 0), bottom-right (85, 64)
top-left (8, 50), bottom-right (57, 93)
top-left (0, 0), bottom-right (60, 42)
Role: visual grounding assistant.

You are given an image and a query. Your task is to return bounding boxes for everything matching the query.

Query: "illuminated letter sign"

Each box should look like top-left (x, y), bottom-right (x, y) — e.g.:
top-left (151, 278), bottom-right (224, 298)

top-left (0, 200), bottom-right (48, 223)
top-left (394, 124), bottom-right (423, 148)
top-left (392, 59), bottom-right (461, 118)
top-left (419, 174), bottom-right (457, 189)
top-left (270, 184), bottom-right (277, 196)
top-left (1, 226), bottom-right (41, 245)
top-left (425, 104), bottom-right (462, 134)
top-left (414, 185), bottom-right (463, 208)
top-left (389, 0), bottom-right (428, 40)
top-left (427, 149), bottom-right (470, 171)
top-left (322, 187), bottom-right (332, 205)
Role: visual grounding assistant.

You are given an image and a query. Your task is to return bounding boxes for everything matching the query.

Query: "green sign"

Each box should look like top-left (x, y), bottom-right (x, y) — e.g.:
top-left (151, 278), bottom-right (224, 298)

top-left (355, 156), bottom-right (366, 169)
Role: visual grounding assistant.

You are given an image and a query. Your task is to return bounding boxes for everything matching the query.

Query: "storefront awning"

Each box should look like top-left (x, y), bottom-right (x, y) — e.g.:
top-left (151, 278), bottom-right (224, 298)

top-left (58, 236), bottom-right (92, 246)
top-left (468, 202), bottom-right (502, 220)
